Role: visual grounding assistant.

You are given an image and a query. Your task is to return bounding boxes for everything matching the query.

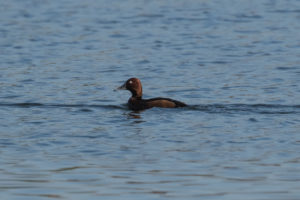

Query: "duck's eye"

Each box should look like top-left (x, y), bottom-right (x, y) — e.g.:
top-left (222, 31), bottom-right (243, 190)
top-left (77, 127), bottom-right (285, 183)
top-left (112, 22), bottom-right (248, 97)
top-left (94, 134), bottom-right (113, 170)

top-left (129, 80), bottom-right (133, 84)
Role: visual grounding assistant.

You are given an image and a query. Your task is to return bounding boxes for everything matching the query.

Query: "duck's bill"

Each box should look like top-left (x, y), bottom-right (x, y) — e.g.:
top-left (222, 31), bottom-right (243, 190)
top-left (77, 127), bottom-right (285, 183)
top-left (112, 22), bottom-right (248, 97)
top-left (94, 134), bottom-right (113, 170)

top-left (115, 83), bottom-right (126, 91)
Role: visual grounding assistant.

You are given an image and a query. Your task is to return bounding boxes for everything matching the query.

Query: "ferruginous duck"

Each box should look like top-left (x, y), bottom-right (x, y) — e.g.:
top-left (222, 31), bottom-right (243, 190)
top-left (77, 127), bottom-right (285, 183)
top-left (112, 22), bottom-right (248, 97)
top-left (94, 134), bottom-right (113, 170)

top-left (117, 77), bottom-right (186, 111)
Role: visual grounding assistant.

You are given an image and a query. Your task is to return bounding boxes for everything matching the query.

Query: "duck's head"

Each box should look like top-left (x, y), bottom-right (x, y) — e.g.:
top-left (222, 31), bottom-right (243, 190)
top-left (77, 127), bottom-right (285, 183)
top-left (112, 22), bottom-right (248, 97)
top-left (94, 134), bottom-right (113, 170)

top-left (117, 77), bottom-right (142, 98)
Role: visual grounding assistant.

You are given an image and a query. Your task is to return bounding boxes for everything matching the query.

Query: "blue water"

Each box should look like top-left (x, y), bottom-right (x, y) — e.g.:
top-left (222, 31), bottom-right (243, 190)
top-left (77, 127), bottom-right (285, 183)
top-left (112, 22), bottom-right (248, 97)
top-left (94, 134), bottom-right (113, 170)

top-left (1, 0), bottom-right (300, 199)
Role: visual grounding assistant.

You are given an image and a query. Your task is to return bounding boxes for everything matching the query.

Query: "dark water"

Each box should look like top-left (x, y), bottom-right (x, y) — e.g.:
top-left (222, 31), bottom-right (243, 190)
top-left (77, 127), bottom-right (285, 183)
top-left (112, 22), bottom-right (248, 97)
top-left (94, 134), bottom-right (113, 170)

top-left (1, 0), bottom-right (300, 199)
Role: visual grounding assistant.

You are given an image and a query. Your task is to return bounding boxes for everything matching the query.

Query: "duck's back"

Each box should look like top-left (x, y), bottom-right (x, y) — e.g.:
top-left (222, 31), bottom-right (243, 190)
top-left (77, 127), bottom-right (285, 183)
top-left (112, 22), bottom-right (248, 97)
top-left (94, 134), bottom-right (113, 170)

top-left (128, 97), bottom-right (186, 111)
top-left (145, 97), bottom-right (186, 108)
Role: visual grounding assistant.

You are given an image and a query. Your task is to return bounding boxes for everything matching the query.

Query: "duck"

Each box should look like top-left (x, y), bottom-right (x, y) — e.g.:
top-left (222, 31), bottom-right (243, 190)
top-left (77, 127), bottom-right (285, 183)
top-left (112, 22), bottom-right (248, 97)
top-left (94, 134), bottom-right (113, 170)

top-left (116, 77), bottom-right (186, 111)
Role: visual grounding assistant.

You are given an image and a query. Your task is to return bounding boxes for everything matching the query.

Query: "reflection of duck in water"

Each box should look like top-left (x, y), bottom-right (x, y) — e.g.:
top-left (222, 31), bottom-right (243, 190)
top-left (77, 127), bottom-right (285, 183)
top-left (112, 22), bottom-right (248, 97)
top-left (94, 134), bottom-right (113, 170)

top-left (117, 78), bottom-right (186, 111)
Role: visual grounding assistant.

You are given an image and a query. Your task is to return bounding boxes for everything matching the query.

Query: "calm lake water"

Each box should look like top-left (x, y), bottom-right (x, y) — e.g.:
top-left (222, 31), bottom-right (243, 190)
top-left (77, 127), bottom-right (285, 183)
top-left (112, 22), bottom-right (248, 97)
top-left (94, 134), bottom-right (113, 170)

top-left (1, 0), bottom-right (300, 199)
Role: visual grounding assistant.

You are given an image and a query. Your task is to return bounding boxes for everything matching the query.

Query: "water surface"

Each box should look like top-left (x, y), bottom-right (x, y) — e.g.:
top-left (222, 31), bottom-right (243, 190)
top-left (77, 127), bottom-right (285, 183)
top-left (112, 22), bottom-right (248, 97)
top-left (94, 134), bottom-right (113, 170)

top-left (1, 0), bottom-right (300, 199)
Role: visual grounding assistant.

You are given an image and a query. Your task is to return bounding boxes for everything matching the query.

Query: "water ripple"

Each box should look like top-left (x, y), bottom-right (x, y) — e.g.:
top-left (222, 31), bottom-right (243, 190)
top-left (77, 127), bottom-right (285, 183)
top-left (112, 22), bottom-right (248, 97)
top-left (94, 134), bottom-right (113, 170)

top-left (0, 102), bottom-right (299, 114)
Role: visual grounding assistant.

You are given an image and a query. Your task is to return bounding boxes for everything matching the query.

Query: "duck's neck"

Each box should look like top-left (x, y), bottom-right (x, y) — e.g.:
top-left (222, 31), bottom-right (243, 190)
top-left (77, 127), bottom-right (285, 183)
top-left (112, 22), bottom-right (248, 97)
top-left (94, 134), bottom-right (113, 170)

top-left (132, 93), bottom-right (142, 100)
top-left (130, 88), bottom-right (142, 99)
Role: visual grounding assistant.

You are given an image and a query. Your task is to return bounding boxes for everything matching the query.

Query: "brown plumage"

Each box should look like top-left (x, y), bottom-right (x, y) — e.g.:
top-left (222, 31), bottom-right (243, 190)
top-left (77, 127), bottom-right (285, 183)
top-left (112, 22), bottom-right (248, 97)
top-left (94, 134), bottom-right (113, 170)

top-left (117, 78), bottom-right (186, 111)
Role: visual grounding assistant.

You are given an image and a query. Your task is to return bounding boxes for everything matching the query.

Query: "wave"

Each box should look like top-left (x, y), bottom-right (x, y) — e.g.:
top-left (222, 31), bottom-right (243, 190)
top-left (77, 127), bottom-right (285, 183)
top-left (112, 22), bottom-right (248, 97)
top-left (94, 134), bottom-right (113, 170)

top-left (0, 103), bottom-right (299, 114)
top-left (188, 104), bottom-right (300, 114)
top-left (0, 103), bottom-right (126, 110)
